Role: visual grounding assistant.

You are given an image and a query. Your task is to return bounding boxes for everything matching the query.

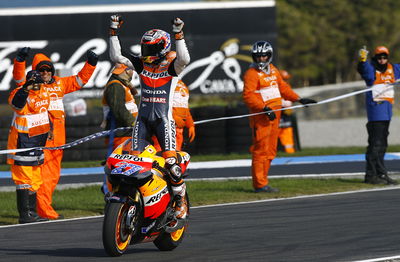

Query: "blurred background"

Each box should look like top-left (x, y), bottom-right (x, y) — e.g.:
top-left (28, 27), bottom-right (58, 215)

top-left (1, 0), bottom-right (400, 163)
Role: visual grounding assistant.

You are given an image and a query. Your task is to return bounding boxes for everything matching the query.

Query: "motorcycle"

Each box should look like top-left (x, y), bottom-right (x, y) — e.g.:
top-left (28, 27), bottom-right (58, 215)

top-left (102, 139), bottom-right (190, 256)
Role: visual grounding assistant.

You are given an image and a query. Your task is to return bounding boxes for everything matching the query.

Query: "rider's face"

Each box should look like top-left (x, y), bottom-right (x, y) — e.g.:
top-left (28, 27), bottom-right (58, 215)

top-left (256, 55), bottom-right (270, 63)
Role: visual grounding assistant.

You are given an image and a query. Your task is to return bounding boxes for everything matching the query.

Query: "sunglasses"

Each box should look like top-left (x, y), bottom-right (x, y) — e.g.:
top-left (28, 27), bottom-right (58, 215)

top-left (376, 55), bottom-right (388, 60)
top-left (39, 67), bottom-right (52, 73)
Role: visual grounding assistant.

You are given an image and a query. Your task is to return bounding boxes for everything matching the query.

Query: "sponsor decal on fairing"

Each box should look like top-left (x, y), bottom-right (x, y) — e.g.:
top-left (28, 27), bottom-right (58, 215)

top-left (143, 185), bottom-right (171, 219)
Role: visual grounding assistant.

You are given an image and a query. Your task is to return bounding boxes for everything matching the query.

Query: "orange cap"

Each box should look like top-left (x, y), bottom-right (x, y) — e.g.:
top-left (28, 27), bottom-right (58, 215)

top-left (374, 46), bottom-right (389, 55)
top-left (279, 70), bottom-right (291, 80)
top-left (112, 63), bottom-right (128, 74)
top-left (32, 53), bottom-right (52, 70)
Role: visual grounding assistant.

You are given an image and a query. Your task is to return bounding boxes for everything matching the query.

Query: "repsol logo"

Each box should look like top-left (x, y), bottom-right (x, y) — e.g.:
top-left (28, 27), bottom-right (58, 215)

top-left (142, 89), bottom-right (167, 95)
top-left (112, 154), bottom-right (142, 161)
top-left (145, 187), bottom-right (169, 205)
top-left (142, 70), bottom-right (170, 79)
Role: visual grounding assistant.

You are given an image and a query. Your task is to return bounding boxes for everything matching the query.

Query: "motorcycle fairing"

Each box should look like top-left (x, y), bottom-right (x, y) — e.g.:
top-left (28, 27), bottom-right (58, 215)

top-left (139, 174), bottom-right (171, 219)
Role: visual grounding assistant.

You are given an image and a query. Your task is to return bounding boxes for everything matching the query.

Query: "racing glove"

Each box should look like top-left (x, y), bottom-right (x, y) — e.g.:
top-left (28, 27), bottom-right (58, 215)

top-left (16, 47), bottom-right (30, 62)
top-left (358, 46), bottom-right (368, 62)
top-left (298, 98), bottom-right (317, 105)
top-left (109, 14), bottom-right (123, 36)
top-left (86, 50), bottom-right (98, 66)
top-left (172, 17), bottom-right (184, 40)
top-left (188, 126), bottom-right (195, 142)
top-left (264, 106), bottom-right (276, 121)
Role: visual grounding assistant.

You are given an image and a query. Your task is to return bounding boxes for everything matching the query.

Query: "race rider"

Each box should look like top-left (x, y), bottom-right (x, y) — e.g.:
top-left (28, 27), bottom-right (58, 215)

top-left (152, 79), bottom-right (196, 151)
top-left (13, 47), bottom-right (98, 219)
top-left (101, 63), bottom-right (138, 194)
top-left (108, 15), bottom-right (190, 219)
top-left (7, 70), bottom-right (50, 223)
top-left (242, 41), bottom-right (316, 193)
top-left (278, 70), bottom-right (296, 154)
top-left (357, 45), bottom-right (400, 185)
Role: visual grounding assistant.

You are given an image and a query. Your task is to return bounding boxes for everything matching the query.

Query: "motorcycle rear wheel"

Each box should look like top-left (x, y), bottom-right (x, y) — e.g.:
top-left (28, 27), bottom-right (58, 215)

top-left (153, 194), bottom-right (189, 251)
top-left (102, 202), bottom-right (132, 256)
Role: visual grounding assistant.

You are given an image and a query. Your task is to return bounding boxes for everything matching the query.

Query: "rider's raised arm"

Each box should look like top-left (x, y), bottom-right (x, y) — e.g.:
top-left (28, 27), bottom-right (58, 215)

top-left (172, 18), bottom-right (190, 75)
top-left (109, 15), bottom-right (135, 70)
top-left (109, 36), bottom-right (134, 69)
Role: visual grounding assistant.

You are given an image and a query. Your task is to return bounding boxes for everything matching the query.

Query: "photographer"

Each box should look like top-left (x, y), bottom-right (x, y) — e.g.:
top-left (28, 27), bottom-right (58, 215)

top-left (7, 70), bottom-right (50, 224)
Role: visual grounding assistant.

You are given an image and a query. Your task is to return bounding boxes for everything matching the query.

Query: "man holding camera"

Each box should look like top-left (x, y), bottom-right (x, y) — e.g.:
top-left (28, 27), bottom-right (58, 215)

top-left (7, 70), bottom-right (50, 223)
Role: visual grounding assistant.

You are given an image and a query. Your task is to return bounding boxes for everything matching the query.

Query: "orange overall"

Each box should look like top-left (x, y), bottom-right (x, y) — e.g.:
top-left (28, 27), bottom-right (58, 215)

top-left (153, 80), bottom-right (194, 151)
top-left (13, 54), bottom-right (96, 219)
top-left (278, 99), bottom-right (296, 154)
top-left (243, 64), bottom-right (300, 189)
top-left (7, 86), bottom-right (50, 192)
top-left (172, 80), bottom-right (194, 150)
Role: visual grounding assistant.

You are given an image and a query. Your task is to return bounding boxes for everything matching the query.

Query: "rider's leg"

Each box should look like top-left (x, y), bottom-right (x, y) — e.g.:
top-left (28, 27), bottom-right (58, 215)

top-left (156, 117), bottom-right (188, 219)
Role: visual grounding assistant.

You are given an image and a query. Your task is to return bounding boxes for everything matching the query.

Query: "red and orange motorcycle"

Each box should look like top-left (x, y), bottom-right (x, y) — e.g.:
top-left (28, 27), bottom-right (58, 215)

top-left (102, 139), bottom-right (190, 256)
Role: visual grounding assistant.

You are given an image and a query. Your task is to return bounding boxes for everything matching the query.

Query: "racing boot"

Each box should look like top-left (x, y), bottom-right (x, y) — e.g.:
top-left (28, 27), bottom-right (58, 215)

top-left (16, 189), bottom-right (48, 224)
top-left (165, 156), bottom-right (187, 220)
top-left (171, 183), bottom-right (188, 220)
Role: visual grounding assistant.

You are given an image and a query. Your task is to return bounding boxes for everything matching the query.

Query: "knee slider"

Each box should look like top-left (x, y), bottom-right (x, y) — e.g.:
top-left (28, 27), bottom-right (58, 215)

top-left (165, 157), bottom-right (182, 183)
top-left (169, 164), bottom-right (182, 183)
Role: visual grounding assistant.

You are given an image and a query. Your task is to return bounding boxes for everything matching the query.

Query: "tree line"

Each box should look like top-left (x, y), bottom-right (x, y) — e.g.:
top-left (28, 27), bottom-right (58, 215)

top-left (276, 0), bottom-right (400, 87)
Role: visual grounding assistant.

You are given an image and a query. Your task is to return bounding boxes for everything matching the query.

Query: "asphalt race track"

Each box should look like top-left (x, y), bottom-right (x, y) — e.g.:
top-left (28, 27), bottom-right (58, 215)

top-left (1, 159), bottom-right (400, 261)
top-left (1, 187), bottom-right (400, 262)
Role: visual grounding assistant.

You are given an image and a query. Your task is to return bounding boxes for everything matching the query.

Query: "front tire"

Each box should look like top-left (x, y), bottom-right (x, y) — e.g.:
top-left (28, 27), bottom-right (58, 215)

top-left (102, 202), bottom-right (132, 256)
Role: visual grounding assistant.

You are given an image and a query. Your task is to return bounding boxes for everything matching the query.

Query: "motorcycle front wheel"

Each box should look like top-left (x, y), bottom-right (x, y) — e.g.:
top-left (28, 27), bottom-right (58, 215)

top-left (102, 202), bottom-right (133, 256)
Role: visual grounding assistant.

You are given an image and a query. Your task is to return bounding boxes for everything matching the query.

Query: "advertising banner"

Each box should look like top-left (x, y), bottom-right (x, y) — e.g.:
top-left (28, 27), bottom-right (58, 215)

top-left (0, 1), bottom-right (276, 101)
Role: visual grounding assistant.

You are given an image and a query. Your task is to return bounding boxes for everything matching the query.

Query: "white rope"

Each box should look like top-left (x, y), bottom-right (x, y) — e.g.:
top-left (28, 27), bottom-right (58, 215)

top-left (0, 80), bottom-right (398, 155)
top-left (194, 80), bottom-right (400, 125)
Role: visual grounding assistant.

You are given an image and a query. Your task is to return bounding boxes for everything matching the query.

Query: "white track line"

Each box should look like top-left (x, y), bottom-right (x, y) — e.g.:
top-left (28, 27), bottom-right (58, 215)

top-left (351, 255), bottom-right (400, 262)
top-left (2, 185), bottom-right (400, 229)
top-left (190, 185), bottom-right (400, 209)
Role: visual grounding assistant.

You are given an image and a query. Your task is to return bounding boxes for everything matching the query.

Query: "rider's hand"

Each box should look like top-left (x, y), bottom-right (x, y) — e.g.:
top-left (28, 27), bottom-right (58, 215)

top-left (16, 47), bottom-right (30, 62)
top-left (188, 126), bottom-right (195, 142)
top-left (358, 46), bottom-right (368, 62)
top-left (264, 106), bottom-right (276, 121)
top-left (110, 14), bottom-right (123, 36)
top-left (172, 18), bottom-right (184, 40)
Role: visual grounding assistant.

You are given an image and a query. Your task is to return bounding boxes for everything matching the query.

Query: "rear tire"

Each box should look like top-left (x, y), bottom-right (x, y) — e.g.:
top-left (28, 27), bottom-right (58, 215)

top-left (102, 202), bottom-right (132, 256)
top-left (154, 194), bottom-right (190, 251)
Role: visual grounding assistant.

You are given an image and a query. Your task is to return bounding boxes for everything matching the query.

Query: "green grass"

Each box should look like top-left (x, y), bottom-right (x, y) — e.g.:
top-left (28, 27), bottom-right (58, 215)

top-left (0, 178), bottom-right (389, 225)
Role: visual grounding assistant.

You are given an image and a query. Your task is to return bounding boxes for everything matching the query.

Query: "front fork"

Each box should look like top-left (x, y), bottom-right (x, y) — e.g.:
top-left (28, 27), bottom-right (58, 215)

top-left (105, 189), bottom-right (141, 232)
top-left (126, 190), bottom-right (141, 230)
